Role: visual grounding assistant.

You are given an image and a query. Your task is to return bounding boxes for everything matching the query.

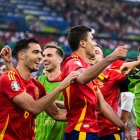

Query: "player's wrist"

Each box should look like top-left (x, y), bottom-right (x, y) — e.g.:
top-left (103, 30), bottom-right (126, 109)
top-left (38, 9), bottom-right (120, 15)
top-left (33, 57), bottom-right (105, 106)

top-left (136, 60), bottom-right (140, 67)
top-left (132, 60), bottom-right (140, 69)
top-left (5, 59), bottom-right (12, 63)
top-left (120, 123), bottom-right (128, 131)
top-left (56, 86), bottom-right (63, 94)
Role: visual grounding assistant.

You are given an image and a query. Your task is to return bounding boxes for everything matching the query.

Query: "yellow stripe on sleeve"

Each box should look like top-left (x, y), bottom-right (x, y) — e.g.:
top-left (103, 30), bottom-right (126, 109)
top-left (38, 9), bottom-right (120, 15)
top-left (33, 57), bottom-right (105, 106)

top-left (66, 86), bottom-right (70, 110)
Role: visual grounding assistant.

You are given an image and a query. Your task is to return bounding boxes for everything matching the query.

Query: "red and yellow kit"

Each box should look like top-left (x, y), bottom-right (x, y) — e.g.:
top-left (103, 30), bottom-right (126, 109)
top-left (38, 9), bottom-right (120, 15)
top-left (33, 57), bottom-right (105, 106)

top-left (94, 60), bottom-right (126, 137)
top-left (61, 53), bottom-right (99, 133)
top-left (0, 69), bottom-right (46, 140)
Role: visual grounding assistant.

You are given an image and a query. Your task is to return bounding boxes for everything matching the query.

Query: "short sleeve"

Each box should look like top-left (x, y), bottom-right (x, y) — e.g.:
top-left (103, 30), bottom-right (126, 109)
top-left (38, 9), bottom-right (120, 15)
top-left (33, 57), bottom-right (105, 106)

top-left (120, 92), bottom-right (134, 112)
top-left (0, 75), bottom-right (25, 99)
top-left (109, 60), bottom-right (126, 82)
top-left (61, 59), bottom-right (83, 79)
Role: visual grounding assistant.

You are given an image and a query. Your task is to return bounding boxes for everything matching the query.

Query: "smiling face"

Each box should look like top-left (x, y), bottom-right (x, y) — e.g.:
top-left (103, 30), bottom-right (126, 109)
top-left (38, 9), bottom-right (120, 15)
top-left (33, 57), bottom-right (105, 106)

top-left (88, 46), bottom-right (104, 65)
top-left (42, 48), bottom-right (63, 72)
top-left (22, 42), bottom-right (42, 72)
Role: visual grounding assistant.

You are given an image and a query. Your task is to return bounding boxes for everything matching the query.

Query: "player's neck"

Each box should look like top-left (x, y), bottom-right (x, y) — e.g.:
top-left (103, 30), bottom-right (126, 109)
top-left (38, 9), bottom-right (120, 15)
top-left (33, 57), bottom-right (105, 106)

top-left (16, 65), bottom-right (32, 81)
top-left (74, 50), bottom-right (89, 63)
top-left (47, 67), bottom-right (61, 81)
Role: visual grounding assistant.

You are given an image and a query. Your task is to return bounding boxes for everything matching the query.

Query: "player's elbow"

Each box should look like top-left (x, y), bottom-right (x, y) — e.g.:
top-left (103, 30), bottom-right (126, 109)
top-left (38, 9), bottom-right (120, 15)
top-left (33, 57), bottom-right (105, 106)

top-left (77, 77), bottom-right (88, 85)
top-left (28, 106), bottom-right (42, 115)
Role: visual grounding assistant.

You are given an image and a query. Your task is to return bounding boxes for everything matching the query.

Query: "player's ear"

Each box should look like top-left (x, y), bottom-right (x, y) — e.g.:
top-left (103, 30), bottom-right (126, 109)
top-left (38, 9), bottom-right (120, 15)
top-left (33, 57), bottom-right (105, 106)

top-left (58, 57), bottom-right (63, 64)
top-left (80, 40), bottom-right (86, 48)
top-left (18, 51), bottom-right (25, 60)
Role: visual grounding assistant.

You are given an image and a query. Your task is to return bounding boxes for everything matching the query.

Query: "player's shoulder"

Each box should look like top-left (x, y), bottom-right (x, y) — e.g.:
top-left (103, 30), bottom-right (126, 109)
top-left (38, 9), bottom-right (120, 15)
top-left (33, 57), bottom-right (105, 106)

top-left (110, 60), bottom-right (124, 69)
top-left (0, 69), bottom-right (17, 81)
top-left (63, 54), bottom-right (83, 67)
top-left (65, 54), bottom-right (81, 62)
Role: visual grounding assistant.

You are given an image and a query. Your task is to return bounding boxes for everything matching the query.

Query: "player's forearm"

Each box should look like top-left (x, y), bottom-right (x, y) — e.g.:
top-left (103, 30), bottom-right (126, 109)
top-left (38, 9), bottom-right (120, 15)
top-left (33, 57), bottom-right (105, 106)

top-left (33, 87), bottom-right (62, 115)
top-left (45, 103), bottom-right (66, 121)
top-left (133, 61), bottom-right (140, 68)
top-left (101, 102), bottom-right (126, 131)
top-left (77, 55), bottom-right (114, 84)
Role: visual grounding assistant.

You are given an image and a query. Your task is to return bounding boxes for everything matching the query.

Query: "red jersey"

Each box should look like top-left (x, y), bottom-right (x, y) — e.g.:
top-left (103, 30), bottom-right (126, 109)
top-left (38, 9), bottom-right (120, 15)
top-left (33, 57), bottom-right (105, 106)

top-left (0, 69), bottom-right (46, 140)
top-left (94, 60), bottom-right (126, 137)
top-left (61, 53), bottom-right (99, 133)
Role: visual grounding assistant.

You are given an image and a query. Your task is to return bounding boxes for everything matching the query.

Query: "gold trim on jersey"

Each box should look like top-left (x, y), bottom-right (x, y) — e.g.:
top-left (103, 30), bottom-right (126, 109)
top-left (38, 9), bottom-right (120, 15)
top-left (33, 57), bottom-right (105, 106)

top-left (66, 86), bottom-right (70, 110)
top-left (8, 70), bottom-right (16, 81)
top-left (74, 97), bottom-right (87, 131)
top-left (71, 54), bottom-right (80, 61)
top-left (0, 114), bottom-right (9, 140)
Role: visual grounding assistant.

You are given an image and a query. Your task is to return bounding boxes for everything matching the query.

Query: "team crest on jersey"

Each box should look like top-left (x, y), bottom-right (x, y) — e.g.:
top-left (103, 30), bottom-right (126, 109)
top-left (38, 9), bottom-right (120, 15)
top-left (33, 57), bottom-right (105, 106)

top-left (11, 81), bottom-right (20, 91)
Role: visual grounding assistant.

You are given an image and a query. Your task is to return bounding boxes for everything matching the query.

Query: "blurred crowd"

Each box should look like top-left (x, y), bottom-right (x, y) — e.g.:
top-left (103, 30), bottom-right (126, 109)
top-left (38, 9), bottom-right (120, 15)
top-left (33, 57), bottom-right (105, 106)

top-left (37, 0), bottom-right (140, 37)
top-left (0, 30), bottom-right (139, 58)
top-left (0, 0), bottom-right (140, 74)
top-left (0, 0), bottom-right (140, 37)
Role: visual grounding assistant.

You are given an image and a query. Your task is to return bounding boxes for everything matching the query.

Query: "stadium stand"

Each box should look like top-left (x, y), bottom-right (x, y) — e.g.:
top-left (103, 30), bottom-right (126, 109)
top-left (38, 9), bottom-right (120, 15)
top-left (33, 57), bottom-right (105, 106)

top-left (0, 0), bottom-right (140, 59)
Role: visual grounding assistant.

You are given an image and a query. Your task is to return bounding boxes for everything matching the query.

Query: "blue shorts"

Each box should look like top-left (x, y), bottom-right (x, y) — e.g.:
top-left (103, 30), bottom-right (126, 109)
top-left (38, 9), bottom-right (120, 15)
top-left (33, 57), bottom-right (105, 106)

top-left (64, 130), bottom-right (99, 140)
top-left (99, 132), bottom-right (124, 140)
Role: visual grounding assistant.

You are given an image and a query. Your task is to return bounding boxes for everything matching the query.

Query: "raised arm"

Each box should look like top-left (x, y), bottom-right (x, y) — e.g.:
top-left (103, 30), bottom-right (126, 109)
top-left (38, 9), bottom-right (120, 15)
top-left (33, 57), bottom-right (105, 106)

top-left (120, 61), bottom-right (140, 75)
top-left (77, 45), bottom-right (128, 84)
top-left (0, 46), bottom-right (14, 70)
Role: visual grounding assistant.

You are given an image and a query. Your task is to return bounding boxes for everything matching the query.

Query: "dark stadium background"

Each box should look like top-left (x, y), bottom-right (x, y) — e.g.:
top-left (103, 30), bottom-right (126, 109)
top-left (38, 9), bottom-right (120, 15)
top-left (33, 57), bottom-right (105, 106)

top-left (0, 0), bottom-right (140, 70)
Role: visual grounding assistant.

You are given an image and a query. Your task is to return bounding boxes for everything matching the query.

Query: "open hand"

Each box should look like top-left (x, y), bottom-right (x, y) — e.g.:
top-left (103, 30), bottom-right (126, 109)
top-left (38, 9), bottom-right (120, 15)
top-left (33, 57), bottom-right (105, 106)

top-left (59, 71), bottom-right (80, 90)
top-left (120, 61), bottom-right (139, 75)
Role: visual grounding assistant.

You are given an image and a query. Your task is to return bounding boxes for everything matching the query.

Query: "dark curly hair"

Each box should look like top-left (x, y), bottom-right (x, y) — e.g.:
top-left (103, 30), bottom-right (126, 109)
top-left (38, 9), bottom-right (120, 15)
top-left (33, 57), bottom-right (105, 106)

top-left (12, 38), bottom-right (40, 59)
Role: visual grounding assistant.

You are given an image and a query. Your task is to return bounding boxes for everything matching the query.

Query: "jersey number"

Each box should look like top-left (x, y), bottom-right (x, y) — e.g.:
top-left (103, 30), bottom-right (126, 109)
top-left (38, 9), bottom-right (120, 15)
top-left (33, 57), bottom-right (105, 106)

top-left (24, 111), bottom-right (29, 119)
